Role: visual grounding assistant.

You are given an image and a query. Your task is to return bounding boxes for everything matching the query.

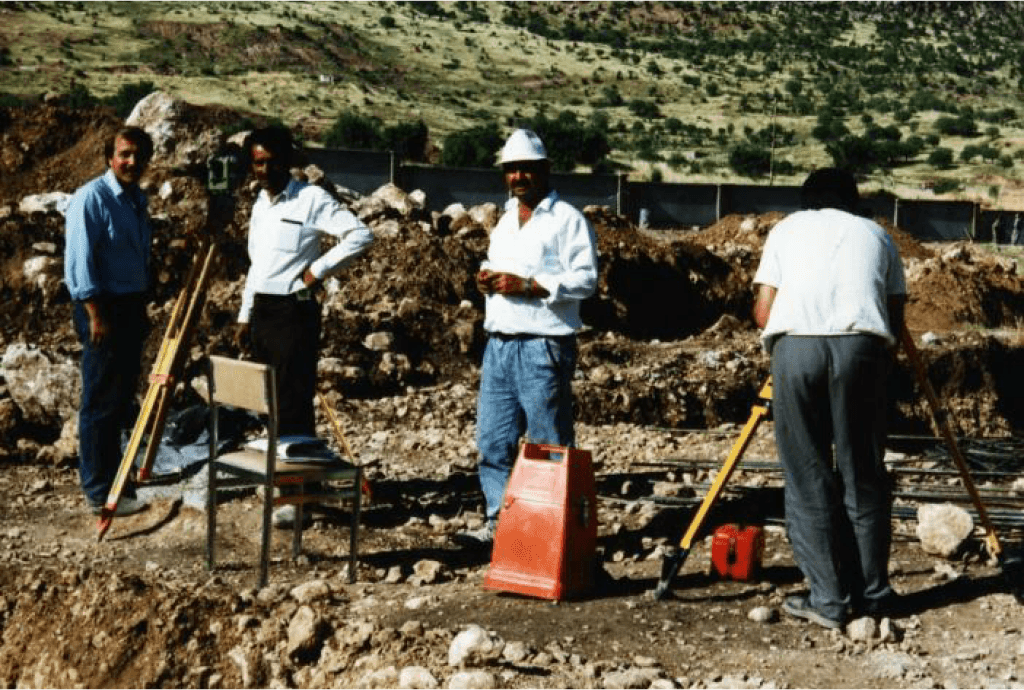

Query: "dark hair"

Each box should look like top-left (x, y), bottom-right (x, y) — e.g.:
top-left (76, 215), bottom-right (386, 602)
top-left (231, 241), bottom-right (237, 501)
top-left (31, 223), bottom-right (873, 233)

top-left (800, 168), bottom-right (859, 212)
top-left (105, 126), bottom-right (154, 164)
top-left (244, 125), bottom-right (295, 162)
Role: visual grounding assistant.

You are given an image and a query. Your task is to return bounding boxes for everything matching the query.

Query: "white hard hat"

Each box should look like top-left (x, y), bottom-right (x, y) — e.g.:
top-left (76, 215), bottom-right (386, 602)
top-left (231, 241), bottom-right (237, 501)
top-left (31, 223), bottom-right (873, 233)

top-left (499, 129), bottom-right (547, 164)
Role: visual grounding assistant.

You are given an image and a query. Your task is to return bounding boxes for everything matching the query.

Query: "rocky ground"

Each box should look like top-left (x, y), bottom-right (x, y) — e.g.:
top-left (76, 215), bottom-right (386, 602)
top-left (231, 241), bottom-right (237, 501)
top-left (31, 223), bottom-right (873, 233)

top-left (0, 94), bottom-right (1023, 688)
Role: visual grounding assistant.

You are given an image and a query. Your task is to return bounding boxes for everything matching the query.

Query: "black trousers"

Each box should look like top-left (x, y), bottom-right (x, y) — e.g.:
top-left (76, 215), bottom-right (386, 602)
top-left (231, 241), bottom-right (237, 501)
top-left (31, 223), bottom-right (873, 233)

top-left (249, 293), bottom-right (320, 437)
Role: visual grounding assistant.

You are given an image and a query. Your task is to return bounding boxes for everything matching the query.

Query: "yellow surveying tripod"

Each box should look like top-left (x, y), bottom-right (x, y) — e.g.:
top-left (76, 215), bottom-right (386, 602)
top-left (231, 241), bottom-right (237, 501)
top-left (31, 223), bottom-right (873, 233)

top-left (96, 240), bottom-right (217, 540)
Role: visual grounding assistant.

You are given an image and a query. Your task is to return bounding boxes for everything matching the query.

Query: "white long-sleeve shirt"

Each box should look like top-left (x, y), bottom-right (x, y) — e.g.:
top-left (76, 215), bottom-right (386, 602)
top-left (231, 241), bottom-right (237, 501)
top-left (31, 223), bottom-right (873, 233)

top-left (238, 179), bottom-right (374, 323)
top-left (482, 191), bottom-right (598, 336)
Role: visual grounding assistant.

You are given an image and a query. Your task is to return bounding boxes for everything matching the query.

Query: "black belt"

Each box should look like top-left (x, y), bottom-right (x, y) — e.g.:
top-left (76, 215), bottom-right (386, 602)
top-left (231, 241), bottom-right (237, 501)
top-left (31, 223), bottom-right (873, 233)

top-left (254, 288), bottom-right (316, 303)
top-left (489, 332), bottom-right (575, 344)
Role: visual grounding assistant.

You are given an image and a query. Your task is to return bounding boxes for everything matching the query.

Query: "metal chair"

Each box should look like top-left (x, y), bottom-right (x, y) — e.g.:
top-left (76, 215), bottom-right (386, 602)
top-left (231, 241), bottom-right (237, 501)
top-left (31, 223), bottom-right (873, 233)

top-left (206, 355), bottom-right (361, 587)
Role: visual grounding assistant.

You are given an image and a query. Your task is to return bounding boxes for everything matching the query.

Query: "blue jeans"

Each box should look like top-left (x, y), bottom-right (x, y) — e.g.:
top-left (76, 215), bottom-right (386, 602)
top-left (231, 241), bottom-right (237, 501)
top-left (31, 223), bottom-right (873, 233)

top-left (771, 334), bottom-right (894, 621)
top-left (476, 334), bottom-right (577, 521)
top-left (73, 297), bottom-right (148, 506)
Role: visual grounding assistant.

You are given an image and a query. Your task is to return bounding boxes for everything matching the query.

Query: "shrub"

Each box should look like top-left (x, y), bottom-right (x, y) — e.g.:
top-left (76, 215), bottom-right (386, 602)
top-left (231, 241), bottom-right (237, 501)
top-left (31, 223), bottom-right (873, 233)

top-left (440, 122), bottom-right (503, 168)
top-left (935, 115), bottom-right (978, 137)
top-left (105, 80), bottom-right (156, 118)
top-left (811, 112), bottom-right (849, 143)
top-left (323, 111), bottom-right (384, 150)
top-left (521, 111), bottom-right (611, 170)
top-left (932, 179), bottom-right (960, 194)
top-left (927, 147), bottom-right (954, 169)
top-left (62, 82), bottom-right (99, 109)
top-left (383, 120), bottom-right (429, 162)
top-left (628, 99), bottom-right (661, 119)
top-left (728, 142), bottom-right (771, 177)
top-left (408, 1), bottom-right (452, 20)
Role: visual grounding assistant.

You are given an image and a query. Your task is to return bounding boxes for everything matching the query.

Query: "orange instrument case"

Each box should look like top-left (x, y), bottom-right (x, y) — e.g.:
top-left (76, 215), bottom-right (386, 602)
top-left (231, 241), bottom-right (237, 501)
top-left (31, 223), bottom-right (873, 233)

top-left (710, 524), bottom-right (765, 581)
top-left (484, 443), bottom-right (598, 601)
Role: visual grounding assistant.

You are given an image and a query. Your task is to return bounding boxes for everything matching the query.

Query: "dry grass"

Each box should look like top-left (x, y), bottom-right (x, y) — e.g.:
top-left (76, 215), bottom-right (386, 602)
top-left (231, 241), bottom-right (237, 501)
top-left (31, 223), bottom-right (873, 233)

top-left (2, 2), bottom-right (1023, 203)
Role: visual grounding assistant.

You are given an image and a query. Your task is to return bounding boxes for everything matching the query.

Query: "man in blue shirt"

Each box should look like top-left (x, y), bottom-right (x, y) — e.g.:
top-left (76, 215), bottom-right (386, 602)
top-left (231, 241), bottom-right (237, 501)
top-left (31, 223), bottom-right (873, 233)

top-left (64, 126), bottom-right (155, 516)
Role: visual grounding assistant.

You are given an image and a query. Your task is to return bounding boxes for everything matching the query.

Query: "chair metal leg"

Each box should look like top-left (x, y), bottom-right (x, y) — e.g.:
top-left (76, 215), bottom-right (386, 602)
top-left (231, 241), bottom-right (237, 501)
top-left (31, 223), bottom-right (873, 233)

top-left (259, 478), bottom-right (273, 588)
top-left (349, 468), bottom-right (361, 583)
top-left (206, 462), bottom-right (217, 571)
top-left (293, 492), bottom-right (303, 559)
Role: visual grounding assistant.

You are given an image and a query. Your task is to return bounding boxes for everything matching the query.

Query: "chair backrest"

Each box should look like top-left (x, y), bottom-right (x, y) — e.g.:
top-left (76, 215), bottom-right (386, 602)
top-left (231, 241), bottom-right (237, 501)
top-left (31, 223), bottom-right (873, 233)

top-left (208, 355), bottom-right (276, 415)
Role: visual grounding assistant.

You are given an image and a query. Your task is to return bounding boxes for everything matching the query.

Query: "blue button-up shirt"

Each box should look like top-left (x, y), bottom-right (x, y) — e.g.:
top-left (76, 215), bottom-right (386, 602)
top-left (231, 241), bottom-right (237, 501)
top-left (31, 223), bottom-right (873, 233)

top-left (64, 169), bottom-right (152, 301)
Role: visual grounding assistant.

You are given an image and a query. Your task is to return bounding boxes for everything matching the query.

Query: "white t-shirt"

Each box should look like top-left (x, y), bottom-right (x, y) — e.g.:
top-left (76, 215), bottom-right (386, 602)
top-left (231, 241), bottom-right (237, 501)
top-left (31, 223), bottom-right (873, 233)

top-left (753, 208), bottom-right (906, 348)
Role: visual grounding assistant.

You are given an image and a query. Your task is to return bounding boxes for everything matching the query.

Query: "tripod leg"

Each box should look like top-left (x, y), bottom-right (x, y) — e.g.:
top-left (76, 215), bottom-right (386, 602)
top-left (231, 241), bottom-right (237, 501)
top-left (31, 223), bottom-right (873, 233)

top-left (900, 327), bottom-right (1001, 560)
top-left (653, 379), bottom-right (772, 600)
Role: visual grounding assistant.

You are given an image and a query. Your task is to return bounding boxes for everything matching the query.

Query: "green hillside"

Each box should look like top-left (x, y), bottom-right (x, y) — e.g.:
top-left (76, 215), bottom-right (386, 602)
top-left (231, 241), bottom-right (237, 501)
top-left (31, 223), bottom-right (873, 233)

top-left (2, 1), bottom-right (1024, 205)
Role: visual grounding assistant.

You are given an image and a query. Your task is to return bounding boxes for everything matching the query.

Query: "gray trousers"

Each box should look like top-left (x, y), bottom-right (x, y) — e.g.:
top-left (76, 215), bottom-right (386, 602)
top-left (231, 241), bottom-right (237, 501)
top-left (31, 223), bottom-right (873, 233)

top-left (770, 334), bottom-right (894, 620)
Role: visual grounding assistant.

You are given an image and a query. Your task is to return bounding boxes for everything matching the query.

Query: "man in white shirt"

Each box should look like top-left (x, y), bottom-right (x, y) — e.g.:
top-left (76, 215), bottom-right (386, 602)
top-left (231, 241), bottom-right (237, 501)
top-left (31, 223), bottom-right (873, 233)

top-left (752, 168), bottom-right (907, 629)
top-left (457, 129), bottom-right (599, 546)
top-left (236, 126), bottom-right (374, 442)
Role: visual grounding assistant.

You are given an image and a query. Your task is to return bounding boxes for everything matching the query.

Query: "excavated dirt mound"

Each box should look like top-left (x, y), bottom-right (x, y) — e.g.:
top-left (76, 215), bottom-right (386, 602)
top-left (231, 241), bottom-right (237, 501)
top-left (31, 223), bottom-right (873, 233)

top-left (1, 101), bottom-right (1023, 689)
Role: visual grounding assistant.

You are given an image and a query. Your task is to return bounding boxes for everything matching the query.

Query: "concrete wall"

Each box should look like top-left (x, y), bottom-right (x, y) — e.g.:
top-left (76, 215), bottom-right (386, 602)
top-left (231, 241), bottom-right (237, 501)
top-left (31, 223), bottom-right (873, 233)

top-left (304, 148), bottom-right (392, 196)
top-left (977, 209), bottom-right (1024, 244)
top-left (628, 181), bottom-right (718, 228)
top-left (305, 145), bottom-right (1024, 243)
top-left (896, 200), bottom-right (976, 242)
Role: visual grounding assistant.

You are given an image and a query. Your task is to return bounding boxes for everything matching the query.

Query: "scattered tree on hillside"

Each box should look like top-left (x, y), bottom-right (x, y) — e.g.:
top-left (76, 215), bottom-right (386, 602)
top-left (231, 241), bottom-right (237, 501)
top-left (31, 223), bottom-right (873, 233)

top-left (935, 114), bottom-right (979, 137)
top-left (728, 142), bottom-right (772, 178)
top-left (384, 120), bottom-right (430, 163)
top-left (324, 111), bottom-right (385, 150)
top-left (107, 80), bottom-right (156, 118)
top-left (628, 99), bottom-right (661, 120)
top-left (440, 122), bottom-right (503, 168)
top-left (927, 147), bottom-right (955, 169)
top-left (519, 111), bottom-right (611, 171)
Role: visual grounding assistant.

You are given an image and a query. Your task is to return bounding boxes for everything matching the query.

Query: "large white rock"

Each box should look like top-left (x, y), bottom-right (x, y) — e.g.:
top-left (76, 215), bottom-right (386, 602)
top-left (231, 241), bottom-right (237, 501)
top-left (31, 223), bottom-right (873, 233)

top-left (22, 256), bottom-right (63, 300)
top-left (285, 605), bottom-right (322, 658)
top-left (371, 182), bottom-right (417, 217)
top-left (468, 202), bottom-right (499, 229)
top-left (398, 666), bottom-right (438, 689)
top-left (19, 192), bottom-right (71, 216)
top-left (126, 91), bottom-right (225, 167)
top-left (1, 344), bottom-right (79, 426)
top-left (448, 670), bottom-right (498, 689)
top-left (289, 579), bottom-right (331, 604)
top-left (448, 624), bottom-right (505, 667)
top-left (126, 91), bottom-right (182, 157)
top-left (916, 503), bottom-right (974, 557)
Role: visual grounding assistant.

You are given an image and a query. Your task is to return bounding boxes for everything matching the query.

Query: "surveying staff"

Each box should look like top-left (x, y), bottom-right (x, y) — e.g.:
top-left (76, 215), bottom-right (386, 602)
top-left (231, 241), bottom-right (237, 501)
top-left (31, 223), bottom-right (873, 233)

top-left (65, 126), bottom-right (155, 517)
top-left (235, 125), bottom-right (373, 440)
top-left (752, 168), bottom-right (907, 629)
top-left (457, 129), bottom-right (599, 546)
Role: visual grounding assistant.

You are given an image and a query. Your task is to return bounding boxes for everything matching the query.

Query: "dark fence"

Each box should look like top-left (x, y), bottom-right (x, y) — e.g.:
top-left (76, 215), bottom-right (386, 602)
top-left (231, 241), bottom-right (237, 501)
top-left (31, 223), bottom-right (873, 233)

top-left (896, 200), bottom-right (976, 242)
top-left (304, 148), bottom-right (392, 196)
top-left (306, 145), bottom-right (1024, 244)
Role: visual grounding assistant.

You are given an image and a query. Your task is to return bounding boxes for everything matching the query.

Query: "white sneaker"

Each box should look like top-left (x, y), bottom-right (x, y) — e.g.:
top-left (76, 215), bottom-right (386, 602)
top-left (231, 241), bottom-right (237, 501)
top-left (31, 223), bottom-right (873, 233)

top-left (453, 520), bottom-right (497, 547)
top-left (272, 504), bottom-right (313, 530)
top-left (91, 496), bottom-right (148, 517)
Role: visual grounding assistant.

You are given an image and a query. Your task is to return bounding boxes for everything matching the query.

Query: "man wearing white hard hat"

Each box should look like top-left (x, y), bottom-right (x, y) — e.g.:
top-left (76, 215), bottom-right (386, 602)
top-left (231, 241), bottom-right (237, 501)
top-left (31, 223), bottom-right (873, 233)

top-left (457, 129), bottom-right (599, 546)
